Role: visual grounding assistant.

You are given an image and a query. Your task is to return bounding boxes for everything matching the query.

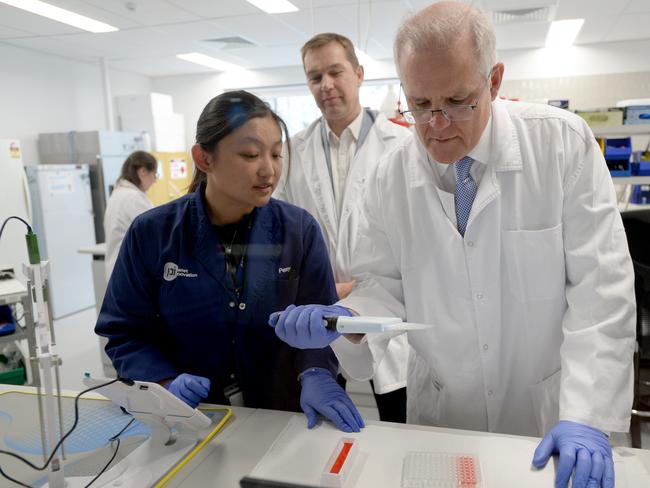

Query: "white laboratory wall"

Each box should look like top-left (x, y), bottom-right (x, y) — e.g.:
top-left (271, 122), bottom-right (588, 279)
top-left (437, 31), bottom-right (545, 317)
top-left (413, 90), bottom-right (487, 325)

top-left (0, 44), bottom-right (152, 164)
top-left (154, 38), bottom-right (650, 150)
top-left (152, 61), bottom-right (398, 149)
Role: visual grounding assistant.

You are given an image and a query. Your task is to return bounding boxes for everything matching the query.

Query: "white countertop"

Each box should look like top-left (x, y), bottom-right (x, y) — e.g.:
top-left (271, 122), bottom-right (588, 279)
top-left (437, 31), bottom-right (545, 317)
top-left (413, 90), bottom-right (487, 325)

top-left (3, 385), bottom-right (649, 487)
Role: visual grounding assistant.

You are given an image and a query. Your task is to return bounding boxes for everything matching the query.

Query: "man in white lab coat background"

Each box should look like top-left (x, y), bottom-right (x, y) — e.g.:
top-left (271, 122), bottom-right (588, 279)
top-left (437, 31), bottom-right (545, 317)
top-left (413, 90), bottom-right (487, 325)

top-left (274, 32), bottom-right (412, 422)
top-left (270, 3), bottom-right (636, 488)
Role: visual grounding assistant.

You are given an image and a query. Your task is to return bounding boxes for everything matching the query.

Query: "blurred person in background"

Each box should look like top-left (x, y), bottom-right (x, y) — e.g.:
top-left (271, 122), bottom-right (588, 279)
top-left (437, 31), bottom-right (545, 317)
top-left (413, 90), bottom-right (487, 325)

top-left (104, 150), bottom-right (157, 277)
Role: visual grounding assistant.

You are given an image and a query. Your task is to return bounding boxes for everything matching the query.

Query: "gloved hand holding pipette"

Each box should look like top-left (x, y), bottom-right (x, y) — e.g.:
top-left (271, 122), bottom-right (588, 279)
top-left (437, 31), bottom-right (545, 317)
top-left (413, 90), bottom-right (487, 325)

top-left (268, 304), bottom-right (351, 349)
top-left (269, 304), bottom-right (433, 349)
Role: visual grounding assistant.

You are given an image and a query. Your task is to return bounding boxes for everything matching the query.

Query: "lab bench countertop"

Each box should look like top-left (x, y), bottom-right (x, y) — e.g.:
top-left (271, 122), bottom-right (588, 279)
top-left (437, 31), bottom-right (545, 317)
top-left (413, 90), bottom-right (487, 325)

top-left (1, 385), bottom-right (649, 487)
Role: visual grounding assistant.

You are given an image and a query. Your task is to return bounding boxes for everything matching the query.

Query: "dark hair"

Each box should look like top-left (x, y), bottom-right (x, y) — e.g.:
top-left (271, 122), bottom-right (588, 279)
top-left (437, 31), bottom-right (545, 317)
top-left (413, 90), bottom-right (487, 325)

top-left (189, 90), bottom-right (291, 193)
top-left (301, 33), bottom-right (360, 69)
top-left (119, 150), bottom-right (157, 187)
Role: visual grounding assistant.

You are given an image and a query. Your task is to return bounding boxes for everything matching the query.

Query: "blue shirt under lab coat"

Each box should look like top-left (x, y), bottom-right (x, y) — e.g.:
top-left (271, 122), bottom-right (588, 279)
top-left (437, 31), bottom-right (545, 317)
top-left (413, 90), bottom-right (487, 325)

top-left (95, 184), bottom-right (338, 410)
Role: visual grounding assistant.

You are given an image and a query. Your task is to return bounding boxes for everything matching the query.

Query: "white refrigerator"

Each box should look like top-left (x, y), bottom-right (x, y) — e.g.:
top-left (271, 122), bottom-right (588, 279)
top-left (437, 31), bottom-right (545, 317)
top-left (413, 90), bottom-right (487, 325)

top-left (0, 139), bottom-right (32, 282)
top-left (37, 131), bottom-right (146, 243)
top-left (25, 164), bottom-right (96, 319)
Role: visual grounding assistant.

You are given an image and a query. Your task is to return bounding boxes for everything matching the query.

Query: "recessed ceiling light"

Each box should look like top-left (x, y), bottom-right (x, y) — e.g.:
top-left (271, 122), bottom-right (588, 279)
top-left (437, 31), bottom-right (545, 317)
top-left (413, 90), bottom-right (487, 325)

top-left (245, 0), bottom-right (298, 14)
top-left (0, 0), bottom-right (118, 33)
top-left (545, 19), bottom-right (584, 48)
top-left (176, 53), bottom-right (244, 72)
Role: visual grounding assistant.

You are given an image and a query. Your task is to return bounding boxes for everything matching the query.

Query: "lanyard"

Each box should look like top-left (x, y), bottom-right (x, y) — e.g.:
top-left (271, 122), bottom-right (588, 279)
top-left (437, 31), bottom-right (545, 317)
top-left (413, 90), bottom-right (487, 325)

top-left (319, 108), bottom-right (378, 194)
top-left (220, 214), bottom-right (254, 298)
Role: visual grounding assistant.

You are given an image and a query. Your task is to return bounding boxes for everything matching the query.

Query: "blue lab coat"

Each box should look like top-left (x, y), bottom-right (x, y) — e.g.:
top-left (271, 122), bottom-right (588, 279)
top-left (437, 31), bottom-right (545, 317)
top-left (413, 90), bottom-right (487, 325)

top-left (95, 184), bottom-right (338, 410)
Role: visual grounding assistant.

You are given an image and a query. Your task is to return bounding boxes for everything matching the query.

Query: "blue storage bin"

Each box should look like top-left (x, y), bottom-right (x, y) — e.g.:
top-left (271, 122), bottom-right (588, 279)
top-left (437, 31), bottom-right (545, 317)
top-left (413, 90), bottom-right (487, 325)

top-left (624, 106), bottom-right (650, 125)
top-left (631, 162), bottom-right (650, 176)
top-left (607, 160), bottom-right (631, 177)
top-left (604, 137), bottom-right (632, 160)
top-left (630, 185), bottom-right (650, 204)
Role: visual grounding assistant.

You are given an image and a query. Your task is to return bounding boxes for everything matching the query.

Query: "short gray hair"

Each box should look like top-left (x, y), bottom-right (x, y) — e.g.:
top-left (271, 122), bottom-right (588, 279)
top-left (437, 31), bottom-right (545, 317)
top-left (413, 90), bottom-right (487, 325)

top-left (394, 2), bottom-right (496, 77)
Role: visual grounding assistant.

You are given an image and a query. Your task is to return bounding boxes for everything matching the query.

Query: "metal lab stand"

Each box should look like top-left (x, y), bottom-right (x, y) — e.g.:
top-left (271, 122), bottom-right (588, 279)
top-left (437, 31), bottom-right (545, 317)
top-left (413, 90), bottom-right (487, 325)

top-left (0, 274), bottom-right (40, 387)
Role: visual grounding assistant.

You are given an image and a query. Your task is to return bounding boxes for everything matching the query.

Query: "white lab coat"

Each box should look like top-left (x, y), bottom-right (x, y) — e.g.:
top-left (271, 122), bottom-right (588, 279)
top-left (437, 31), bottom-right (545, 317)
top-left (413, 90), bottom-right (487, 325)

top-left (333, 98), bottom-right (636, 436)
top-left (104, 179), bottom-right (153, 278)
top-left (275, 111), bottom-right (413, 394)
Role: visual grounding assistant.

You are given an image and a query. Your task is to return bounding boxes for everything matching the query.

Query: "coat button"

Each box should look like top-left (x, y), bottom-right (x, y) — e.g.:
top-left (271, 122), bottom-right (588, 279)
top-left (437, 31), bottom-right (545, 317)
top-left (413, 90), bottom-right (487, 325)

top-left (238, 302), bottom-right (246, 310)
top-left (483, 344), bottom-right (488, 351)
top-left (476, 293), bottom-right (483, 300)
top-left (467, 241), bottom-right (474, 247)
top-left (229, 301), bottom-right (235, 308)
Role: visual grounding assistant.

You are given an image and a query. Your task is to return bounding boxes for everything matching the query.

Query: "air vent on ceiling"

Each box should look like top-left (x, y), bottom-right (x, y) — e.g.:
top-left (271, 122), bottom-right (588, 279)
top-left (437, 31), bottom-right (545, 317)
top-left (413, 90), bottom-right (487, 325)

top-left (489, 5), bottom-right (556, 24)
top-left (202, 36), bottom-right (256, 50)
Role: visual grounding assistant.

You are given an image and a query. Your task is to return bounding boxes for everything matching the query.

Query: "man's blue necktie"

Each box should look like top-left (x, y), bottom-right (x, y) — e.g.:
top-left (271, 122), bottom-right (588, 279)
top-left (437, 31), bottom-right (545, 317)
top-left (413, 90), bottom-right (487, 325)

top-left (454, 156), bottom-right (477, 236)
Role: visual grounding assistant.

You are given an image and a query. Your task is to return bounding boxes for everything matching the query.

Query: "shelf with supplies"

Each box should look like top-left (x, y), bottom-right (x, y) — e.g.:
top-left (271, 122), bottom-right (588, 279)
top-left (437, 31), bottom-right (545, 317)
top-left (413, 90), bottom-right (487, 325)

top-left (592, 125), bottom-right (650, 137)
top-left (613, 176), bottom-right (650, 185)
top-left (591, 125), bottom-right (650, 187)
top-left (0, 271), bottom-right (39, 386)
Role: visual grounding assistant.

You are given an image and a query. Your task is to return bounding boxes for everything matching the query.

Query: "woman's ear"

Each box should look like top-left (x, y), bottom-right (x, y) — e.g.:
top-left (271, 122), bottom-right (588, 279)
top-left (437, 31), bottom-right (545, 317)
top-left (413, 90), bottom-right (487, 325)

top-left (191, 144), bottom-right (212, 173)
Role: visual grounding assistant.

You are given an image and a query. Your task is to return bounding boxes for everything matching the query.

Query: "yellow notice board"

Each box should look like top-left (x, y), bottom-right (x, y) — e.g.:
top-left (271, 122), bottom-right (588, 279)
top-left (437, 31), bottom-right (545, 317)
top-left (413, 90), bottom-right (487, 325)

top-left (148, 151), bottom-right (193, 206)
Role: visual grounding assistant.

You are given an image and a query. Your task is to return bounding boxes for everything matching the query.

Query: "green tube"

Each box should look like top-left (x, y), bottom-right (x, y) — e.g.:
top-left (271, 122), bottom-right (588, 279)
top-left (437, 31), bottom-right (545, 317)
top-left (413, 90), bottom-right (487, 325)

top-left (25, 231), bottom-right (41, 265)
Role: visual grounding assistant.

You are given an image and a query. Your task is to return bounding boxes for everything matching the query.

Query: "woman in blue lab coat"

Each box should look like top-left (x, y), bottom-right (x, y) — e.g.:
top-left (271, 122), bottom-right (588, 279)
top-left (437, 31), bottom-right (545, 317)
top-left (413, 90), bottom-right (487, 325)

top-left (95, 91), bottom-right (363, 432)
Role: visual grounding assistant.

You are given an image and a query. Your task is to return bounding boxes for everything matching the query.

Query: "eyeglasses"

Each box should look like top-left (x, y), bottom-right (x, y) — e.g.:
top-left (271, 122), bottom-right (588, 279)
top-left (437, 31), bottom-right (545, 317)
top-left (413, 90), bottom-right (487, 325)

top-left (399, 72), bottom-right (492, 125)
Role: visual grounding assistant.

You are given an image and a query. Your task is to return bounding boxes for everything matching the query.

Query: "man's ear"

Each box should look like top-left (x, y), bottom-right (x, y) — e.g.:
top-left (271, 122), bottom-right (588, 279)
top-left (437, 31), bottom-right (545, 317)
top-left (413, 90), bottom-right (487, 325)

top-left (191, 144), bottom-right (211, 173)
top-left (356, 64), bottom-right (365, 87)
top-left (489, 62), bottom-right (504, 101)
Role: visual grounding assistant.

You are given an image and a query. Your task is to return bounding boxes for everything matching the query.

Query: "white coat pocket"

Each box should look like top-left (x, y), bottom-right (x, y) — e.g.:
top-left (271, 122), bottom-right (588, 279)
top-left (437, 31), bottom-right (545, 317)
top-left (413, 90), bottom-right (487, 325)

top-left (502, 223), bottom-right (565, 302)
top-left (529, 369), bottom-right (561, 436)
top-left (408, 354), bottom-right (446, 427)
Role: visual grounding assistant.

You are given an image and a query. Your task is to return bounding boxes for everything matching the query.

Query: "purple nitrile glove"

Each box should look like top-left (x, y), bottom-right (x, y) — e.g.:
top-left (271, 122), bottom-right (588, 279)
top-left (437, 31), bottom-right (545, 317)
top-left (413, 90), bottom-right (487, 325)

top-left (532, 420), bottom-right (614, 488)
top-left (268, 304), bottom-right (352, 349)
top-left (299, 368), bottom-right (364, 433)
top-left (165, 373), bottom-right (211, 408)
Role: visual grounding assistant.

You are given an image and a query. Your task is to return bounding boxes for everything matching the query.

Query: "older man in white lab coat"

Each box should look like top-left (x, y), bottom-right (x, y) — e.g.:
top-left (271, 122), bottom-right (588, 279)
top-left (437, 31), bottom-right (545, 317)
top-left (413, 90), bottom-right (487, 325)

top-left (270, 3), bottom-right (636, 488)
top-left (274, 33), bottom-right (412, 422)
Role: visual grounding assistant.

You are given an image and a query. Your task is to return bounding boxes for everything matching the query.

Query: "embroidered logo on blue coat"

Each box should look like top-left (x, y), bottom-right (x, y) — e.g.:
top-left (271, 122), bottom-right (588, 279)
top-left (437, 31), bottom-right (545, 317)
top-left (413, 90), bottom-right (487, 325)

top-left (163, 262), bottom-right (198, 281)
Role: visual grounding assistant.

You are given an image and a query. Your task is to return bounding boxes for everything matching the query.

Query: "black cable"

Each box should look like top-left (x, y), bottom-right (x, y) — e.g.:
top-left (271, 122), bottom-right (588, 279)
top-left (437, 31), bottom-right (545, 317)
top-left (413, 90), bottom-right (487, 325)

top-left (0, 217), bottom-right (32, 242)
top-left (0, 465), bottom-right (31, 488)
top-left (109, 418), bottom-right (136, 442)
top-left (82, 417), bottom-right (135, 488)
top-left (83, 438), bottom-right (121, 488)
top-left (0, 378), bottom-right (121, 486)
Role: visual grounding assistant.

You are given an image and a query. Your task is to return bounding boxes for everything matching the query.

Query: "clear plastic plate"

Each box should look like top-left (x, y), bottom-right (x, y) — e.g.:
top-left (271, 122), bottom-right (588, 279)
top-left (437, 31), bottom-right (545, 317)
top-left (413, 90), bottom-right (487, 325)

top-left (401, 451), bottom-right (481, 488)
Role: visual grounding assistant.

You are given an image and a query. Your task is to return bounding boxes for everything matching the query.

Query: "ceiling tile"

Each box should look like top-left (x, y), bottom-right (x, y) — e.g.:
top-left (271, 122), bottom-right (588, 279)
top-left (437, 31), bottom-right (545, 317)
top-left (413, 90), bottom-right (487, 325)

top-left (555, 0), bottom-right (626, 19)
top-left (292, 0), bottom-right (370, 7)
top-left (220, 45), bottom-right (303, 69)
top-left (0, 24), bottom-right (32, 39)
top-left (165, 0), bottom-right (260, 18)
top-left (603, 12), bottom-right (650, 43)
top-left (83, 0), bottom-right (200, 26)
top-left (4, 37), bottom-right (98, 62)
top-left (275, 4), bottom-right (360, 43)
top-left (574, 16), bottom-right (614, 44)
top-left (0, 4), bottom-right (81, 35)
top-left (152, 20), bottom-right (235, 46)
top-left (495, 21), bottom-right (551, 50)
top-left (210, 14), bottom-right (306, 46)
top-left (625, 0), bottom-right (650, 13)
top-left (47, 0), bottom-right (142, 28)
